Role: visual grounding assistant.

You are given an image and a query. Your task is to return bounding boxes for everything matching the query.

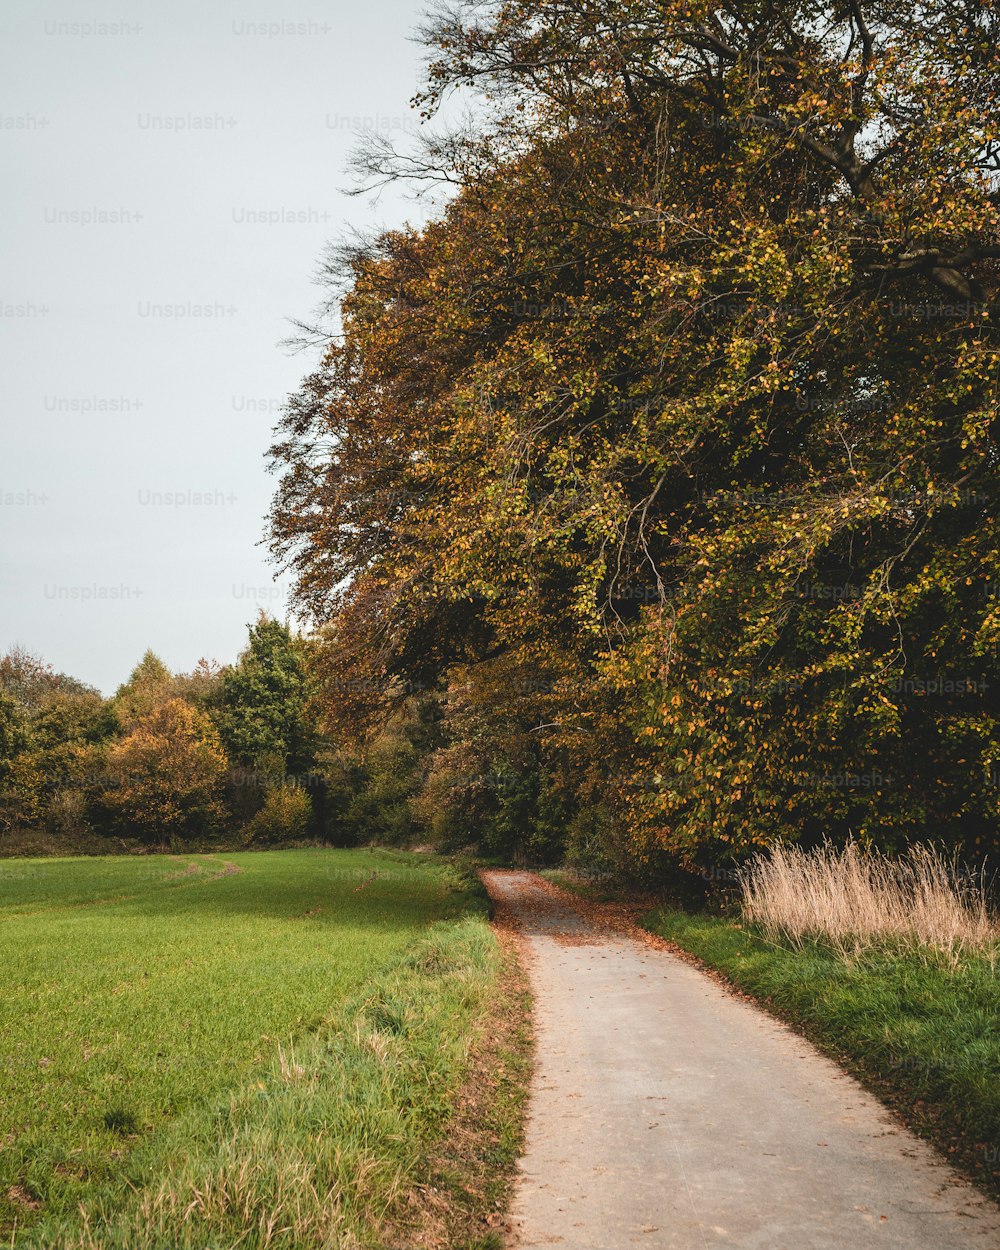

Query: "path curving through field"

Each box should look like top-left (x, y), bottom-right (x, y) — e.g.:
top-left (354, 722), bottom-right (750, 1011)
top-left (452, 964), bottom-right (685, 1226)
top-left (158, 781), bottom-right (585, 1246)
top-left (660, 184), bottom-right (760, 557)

top-left (482, 869), bottom-right (1000, 1250)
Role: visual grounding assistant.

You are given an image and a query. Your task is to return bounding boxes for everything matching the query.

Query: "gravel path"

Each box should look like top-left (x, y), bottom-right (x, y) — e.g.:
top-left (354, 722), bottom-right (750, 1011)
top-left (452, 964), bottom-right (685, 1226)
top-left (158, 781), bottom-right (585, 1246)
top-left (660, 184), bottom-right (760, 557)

top-left (482, 869), bottom-right (1000, 1250)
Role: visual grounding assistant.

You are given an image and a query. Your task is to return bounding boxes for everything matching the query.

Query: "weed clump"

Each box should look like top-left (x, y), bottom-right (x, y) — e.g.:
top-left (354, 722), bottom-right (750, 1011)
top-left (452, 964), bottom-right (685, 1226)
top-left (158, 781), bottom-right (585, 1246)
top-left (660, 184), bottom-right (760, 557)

top-left (740, 840), bottom-right (996, 960)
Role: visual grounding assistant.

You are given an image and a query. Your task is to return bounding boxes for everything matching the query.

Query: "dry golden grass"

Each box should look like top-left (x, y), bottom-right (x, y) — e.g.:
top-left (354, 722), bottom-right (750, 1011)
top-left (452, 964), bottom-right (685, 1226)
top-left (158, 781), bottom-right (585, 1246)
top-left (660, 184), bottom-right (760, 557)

top-left (740, 840), bottom-right (997, 960)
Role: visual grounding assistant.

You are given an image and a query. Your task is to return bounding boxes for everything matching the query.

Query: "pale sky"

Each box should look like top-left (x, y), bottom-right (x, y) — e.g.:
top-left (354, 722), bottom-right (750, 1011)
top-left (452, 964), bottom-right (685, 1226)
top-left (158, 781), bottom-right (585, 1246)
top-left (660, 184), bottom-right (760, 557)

top-left (1, 0), bottom-right (440, 693)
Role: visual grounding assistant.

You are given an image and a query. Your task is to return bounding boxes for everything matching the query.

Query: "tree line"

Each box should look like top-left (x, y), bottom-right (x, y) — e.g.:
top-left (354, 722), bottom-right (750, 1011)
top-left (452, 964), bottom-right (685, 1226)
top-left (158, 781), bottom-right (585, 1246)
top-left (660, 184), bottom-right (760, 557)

top-left (264, 0), bottom-right (999, 878)
top-left (0, 622), bottom-right (316, 849)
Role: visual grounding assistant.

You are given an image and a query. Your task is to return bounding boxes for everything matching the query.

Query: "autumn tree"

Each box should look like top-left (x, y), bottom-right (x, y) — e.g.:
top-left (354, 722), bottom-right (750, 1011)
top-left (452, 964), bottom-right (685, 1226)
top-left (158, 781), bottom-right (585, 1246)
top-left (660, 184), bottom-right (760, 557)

top-left (270, 0), bottom-right (1000, 870)
top-left (172, 657), bottom-right (224, 711)
top-left (100, 698), bottom-right (228, 842)
top-left (0, 649), bottom-right (116, 836)
top-left (113, 650), bottom-right (173, 727)
top-left (0, 692), bottom-right (33, 834)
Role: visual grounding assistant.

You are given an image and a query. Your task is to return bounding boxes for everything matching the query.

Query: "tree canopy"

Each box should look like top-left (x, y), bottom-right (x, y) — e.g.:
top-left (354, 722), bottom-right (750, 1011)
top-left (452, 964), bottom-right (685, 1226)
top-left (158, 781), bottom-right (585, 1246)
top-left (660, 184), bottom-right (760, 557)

top-left (269, 0), bottom-right (1000, 871)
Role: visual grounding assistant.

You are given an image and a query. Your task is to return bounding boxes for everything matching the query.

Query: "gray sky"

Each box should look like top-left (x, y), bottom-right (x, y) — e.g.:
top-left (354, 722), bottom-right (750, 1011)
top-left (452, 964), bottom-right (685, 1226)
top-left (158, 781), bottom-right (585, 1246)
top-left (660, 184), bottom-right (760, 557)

top-left (1, 0), bottom-right (438, 694)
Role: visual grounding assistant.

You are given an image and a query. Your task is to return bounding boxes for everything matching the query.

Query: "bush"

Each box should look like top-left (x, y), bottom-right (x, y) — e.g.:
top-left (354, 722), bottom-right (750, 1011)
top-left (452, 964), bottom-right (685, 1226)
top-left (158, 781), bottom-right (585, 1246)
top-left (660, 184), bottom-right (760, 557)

top-left (46, 787), bottom-right (89, 838)
top-left (244, 782), bottom-right (312, 844)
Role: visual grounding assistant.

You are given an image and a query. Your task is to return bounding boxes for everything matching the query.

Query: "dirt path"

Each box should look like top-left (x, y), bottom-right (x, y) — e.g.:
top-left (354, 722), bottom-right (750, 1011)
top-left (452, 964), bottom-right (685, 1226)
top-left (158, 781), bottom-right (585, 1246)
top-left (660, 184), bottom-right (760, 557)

top-left (482, 869), bottom-right (1000, 1250)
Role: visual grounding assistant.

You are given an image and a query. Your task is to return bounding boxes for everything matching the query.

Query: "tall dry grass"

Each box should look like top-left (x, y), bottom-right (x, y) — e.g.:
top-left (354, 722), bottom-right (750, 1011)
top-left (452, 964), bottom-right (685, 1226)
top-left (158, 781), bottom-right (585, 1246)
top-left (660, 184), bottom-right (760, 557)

top-left (740, 840), bottom-right (997, 960)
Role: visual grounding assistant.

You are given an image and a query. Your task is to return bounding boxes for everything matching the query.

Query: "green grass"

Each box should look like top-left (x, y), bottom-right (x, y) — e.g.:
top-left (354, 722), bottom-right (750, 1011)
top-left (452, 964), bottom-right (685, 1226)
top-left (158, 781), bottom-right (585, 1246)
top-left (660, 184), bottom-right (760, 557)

top-left (644, 907), bottom-right (1000, 1196)
top-left (0, 849), bottom-right (505, 1247)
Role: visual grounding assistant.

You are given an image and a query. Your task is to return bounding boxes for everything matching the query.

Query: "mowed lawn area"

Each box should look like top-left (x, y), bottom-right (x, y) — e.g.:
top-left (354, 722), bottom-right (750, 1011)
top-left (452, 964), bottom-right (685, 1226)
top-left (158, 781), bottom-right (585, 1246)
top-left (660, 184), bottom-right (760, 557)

top-left (0, 849), bottom-right (504, 1249)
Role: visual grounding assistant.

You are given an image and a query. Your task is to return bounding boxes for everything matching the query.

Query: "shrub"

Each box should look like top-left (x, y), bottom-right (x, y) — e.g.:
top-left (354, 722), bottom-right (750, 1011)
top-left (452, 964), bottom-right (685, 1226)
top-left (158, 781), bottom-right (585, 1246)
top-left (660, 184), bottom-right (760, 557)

top-left (244, 782), bottom-right (312, 844)
top-left (46, 787), bottom-right (89, 838)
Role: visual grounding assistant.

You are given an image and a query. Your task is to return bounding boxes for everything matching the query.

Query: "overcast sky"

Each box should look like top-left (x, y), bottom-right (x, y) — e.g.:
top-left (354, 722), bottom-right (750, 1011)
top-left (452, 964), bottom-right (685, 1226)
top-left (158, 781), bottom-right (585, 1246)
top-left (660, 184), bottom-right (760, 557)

top-left (1, 0), bottom-right (439, 694)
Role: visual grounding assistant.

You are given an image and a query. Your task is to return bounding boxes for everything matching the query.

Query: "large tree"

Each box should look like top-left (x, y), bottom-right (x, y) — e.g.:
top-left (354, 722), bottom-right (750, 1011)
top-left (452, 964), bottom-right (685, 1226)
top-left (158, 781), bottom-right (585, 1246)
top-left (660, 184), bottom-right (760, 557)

top-left (100, 699), bottom-right (228, 842)
top-left (270, 0), bottom-right (1000, 868)
top-left (0, 648), bottom-right (116, 836)
top-left (215, 616), bottom-right (316, 779)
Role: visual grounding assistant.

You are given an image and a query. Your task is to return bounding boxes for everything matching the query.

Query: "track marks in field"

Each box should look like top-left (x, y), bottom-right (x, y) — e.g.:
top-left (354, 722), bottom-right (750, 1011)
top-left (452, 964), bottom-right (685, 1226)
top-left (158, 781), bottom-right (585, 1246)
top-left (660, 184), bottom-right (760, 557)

top-left (3, 857), bottom-right (242, 918)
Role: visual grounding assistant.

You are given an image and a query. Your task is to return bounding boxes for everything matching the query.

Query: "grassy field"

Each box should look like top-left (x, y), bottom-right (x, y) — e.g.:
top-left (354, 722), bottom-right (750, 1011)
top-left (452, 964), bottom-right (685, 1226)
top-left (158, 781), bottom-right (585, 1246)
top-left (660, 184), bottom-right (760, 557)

top-left (0, 848), bottom-right (515, 1248)
top-left (643, 907), bottom-right (1000, 1197)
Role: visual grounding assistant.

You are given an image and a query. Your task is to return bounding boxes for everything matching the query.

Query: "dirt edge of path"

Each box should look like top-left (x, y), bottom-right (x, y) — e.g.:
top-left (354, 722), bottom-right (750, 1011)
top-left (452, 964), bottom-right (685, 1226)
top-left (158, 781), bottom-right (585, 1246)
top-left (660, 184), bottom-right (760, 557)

top-left (382, 885), bottom-right (534, 1250)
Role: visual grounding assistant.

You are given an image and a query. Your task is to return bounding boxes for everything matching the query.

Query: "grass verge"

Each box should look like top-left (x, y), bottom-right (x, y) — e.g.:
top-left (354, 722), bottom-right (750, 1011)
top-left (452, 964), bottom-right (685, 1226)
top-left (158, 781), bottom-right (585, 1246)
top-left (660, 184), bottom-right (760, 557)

top-left (643, 907), bottom-right (1000, 1199)
top-left (382, 915), bottom-right (532, 1249)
